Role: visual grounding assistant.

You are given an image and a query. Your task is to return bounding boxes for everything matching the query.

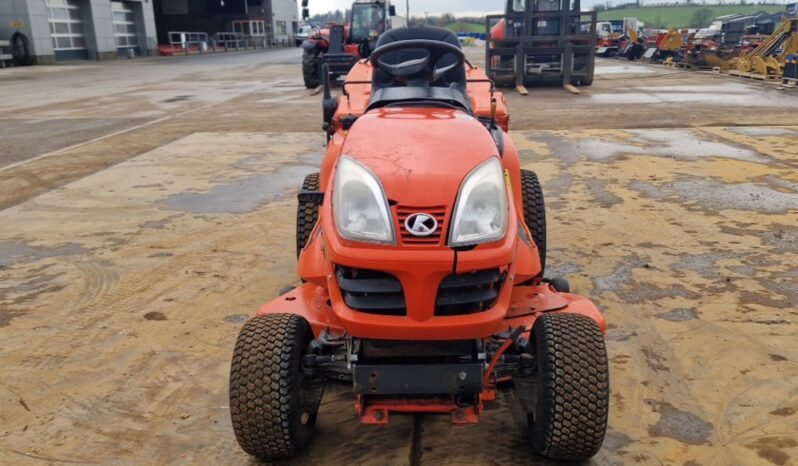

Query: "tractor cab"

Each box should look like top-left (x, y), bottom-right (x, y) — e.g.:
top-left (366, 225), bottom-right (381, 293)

top-left (301, 0), bottom-right (398, 88)
top-left (350, 2), bottom-right (388, 43)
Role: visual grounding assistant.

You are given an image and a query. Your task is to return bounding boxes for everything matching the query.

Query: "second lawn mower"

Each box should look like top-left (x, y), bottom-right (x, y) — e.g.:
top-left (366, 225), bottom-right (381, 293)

top-left (230, 26), bottom-right (609, 461)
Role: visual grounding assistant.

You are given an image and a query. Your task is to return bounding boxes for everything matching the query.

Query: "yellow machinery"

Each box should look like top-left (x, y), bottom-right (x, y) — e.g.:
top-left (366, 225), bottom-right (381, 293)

top-left (735, 18), bottom-right (798, 78)
top-left (659, 28), bottom-right (683, 53)
top-left (627, 26), bottom-right (638, 43)
top-left (704, 53), bottom-right (733, 69)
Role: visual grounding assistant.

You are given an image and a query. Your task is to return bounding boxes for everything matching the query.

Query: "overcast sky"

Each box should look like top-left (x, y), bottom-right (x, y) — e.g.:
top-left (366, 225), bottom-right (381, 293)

top-left (308, 0), bottom-right (785, 16)
top-left (310, 0), bottom-right (511, 16)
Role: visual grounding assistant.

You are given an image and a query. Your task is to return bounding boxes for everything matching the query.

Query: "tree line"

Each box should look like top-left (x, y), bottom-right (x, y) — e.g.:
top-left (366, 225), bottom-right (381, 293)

top-left (593, 0), bottom-right (783, 11)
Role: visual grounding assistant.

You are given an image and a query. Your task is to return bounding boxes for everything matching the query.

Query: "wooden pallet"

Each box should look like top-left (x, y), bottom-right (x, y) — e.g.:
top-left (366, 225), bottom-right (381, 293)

top-left (727, 69), bottom-right (780, 81)
top-left (782, 77), bottom-right (798, 88)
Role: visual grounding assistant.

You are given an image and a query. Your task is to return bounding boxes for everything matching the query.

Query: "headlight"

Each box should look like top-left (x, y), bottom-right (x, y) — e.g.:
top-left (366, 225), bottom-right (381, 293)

top-left (448, 158), bottom-right (508, 247)
top-left (333, 156), bottom-right (395, 245)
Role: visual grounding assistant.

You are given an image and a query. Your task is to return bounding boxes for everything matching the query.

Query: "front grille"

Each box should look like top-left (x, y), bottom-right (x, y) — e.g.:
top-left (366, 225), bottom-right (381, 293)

top-left (336, 266), bottom-right (406, 316)
top-left (435, 268), bottom-right (504, 316)
top-left (396, 205), bottom-right (447, 245)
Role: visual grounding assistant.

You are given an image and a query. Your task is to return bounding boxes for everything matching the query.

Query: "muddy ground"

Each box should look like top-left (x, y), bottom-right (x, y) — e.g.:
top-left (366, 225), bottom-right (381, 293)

top-left (0, 47), bottom-right (796, 466)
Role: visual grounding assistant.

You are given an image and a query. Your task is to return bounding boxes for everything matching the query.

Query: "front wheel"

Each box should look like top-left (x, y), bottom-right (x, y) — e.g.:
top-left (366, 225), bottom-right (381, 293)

top-left (517, 313), bottom-right (609, 460)
top-left (229, 314), bottom-right (324, 460)
top-left (520, 169), bottom-right (546, 277)
top-left (296, 172), bottom-right (320, 257)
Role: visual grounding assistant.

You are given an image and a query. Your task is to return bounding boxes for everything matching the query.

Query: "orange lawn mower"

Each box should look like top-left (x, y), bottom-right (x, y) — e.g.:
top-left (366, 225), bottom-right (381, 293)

top-left (229, 26), bottom-right (609, 461)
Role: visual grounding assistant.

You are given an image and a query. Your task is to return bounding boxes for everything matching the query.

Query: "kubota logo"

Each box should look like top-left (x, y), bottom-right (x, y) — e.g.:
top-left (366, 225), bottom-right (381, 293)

top-left (404, 213), bottom-right (438, 237)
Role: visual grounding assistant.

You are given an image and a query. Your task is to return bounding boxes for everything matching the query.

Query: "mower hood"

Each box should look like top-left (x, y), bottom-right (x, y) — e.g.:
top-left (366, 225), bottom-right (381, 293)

top-left (340, 108), bottom-right (499, 206)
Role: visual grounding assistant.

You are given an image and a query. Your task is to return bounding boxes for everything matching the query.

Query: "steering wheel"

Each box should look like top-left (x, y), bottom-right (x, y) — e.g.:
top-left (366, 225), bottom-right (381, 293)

top-left (369, 39), bottom-right (465, 85)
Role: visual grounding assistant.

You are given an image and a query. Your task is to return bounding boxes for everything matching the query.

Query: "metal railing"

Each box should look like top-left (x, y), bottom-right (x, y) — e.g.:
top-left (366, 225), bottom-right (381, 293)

top-left (213, 32), bottom-right (267, 51)
top-left (164, 31), bottom-right (269, 56)
top-left (0, 40), bottom-right (12, 68)
top-left (167, 31), bottom-right (209, 55)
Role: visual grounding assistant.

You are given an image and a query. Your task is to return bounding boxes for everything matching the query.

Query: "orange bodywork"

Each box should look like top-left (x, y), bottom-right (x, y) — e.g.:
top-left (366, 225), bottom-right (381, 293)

top-left (259, 281), bottom-right (604, 343)
top-left (254, 57), bottom-right (605, 424)
top-left (490, 19), bottom-right (506, 41)
top-left (257, 59), bottom-right (604, 342)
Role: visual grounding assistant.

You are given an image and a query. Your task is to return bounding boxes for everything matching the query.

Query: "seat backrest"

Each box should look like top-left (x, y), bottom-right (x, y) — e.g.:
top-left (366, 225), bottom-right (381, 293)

top-left (328, 25), bottom-right (345, 53)
top-left (371, 26), bottom-right (466, 95)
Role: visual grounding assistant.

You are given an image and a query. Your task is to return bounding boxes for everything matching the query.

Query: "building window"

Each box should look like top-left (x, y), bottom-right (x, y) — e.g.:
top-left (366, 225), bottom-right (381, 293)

top-left (112, 1), bottom-right (139, 48)
top-left (231, 20), bottom-right (265, 36)
top-left (47, 0), bottom-right (85, 50)
top-left (276, 20), bottom-right (286, 36)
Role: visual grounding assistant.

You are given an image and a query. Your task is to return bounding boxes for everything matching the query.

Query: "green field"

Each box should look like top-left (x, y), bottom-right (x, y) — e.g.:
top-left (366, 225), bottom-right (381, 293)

top-left (444, 22), bottom-right (485, 33)
top-left (597, 4), bottom-right (786, 29)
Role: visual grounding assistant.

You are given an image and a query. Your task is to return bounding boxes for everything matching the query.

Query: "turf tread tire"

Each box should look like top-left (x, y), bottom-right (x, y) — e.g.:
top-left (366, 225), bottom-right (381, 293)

top-left (520, 169), bottom-right (546, 276)
top-left (296, 172), bottom-right (320, 257)
top-left (229, 313), bottom-right (315, 460)
top-left (302, 49), bottom-right (320, 89)
top-left (530, 313), bottom-right (609, 460)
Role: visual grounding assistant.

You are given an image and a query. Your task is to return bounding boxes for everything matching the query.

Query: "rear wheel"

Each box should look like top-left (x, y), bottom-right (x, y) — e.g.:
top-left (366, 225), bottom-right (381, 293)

top-left (520, 169), bottom-right (546, 277)
top-left (518, 313), bottom-right (609, 460)
top-left (302, 49), bottom-right (320, 88)
top-left (229, 314), bottom-right (324, 460)
top-left (296, 172), bottom-right (320, 257)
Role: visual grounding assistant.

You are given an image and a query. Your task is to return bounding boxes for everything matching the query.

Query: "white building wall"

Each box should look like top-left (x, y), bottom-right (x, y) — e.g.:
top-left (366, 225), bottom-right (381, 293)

top-left (270, 0), bottom-right (297, 45)
top-left (0, 0), bottom-right (55, 63)
top-left (85, 0), bottom-right (117, 58)
top-left (139, 0), bottom-right (157, 54)
top-left (0, 0), bottom-right (157, 63)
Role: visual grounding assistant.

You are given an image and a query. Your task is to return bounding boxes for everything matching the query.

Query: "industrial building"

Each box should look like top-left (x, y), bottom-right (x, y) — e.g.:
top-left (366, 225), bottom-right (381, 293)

top-left (152, 0), bottom-right (299, 47)
top-left (0, 0), bottom-right (297, 65)
top-left (0, 0), bottom-right (158, 64)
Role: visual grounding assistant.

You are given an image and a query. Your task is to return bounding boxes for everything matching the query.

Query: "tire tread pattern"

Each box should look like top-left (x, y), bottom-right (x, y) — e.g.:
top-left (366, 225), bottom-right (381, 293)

top-left (229, 313), bottom-right (313, 459)
top-left (532, 313), bottom-right (609, 460)
top-left (520, 169), bottom-right (547, 276)
top-left (302, 49), bottom-right (320, 88)
top-left (296, 172), bottom-right (320, 257)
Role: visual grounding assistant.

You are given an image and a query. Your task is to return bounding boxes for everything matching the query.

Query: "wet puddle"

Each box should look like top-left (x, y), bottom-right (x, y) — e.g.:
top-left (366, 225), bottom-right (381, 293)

top-left (590, 83), bottom-right (798, 107)
top-left (728, 127), bottom-right (796, 137)
top-left (165, 164), bottom-right (316, 214)
top-left (223, 314), bottom-right (248, 324)
top-left (745, 436), bottom-right (797, 465)
top-left (631, 178), bottom-right (798, 213)
top-left (526, 129), bottom-right (768, 164)
top-left (586, 179), bottom-right (623, 207)
top-left (594, 65), bottom-right (656, 75)
top-left (657, 308), bottom-right (698, 322)
top-left (0, 241), bottom-right (87, 267)
top-left (647, 400), bottom-right (714, 445)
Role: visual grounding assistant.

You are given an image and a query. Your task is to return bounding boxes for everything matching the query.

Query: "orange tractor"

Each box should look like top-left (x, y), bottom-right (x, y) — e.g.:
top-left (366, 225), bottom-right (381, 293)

top-left (300, 0), bottom-right (399, 88)
top-left (230, 27), bottom-right (609, 461)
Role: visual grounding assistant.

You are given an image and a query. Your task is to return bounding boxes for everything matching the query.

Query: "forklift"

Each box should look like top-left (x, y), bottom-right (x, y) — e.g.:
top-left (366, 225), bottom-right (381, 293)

top-left (486, 0), bottom-right (597, 94)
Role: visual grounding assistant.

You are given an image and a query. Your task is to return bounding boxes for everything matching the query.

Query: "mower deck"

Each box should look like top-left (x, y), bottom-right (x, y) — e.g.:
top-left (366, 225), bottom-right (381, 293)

top-left (256, 281), bottom-right (605, 425)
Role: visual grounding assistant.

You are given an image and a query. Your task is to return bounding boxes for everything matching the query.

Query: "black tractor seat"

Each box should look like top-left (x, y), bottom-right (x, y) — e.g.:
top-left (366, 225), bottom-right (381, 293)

top-left (367, 26), bottom-right (471, 113)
